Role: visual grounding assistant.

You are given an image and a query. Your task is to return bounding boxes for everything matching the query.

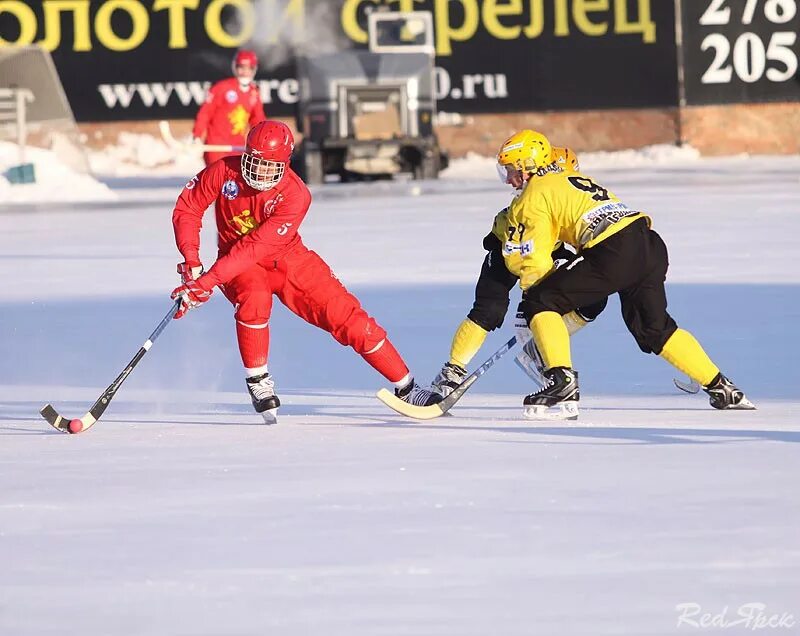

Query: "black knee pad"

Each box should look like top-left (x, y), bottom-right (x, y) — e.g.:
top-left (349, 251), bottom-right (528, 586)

top-left (468, 298), bottom-right (509, 332)
top-left (575, 296), bottom-right (608, 322)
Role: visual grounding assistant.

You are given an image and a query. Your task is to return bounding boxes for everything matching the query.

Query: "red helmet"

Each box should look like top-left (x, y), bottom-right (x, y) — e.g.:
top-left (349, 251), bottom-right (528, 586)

top-left (233, 49), bottom-right (258, 70)
top-left (241, 121), bottom-right (294, 191)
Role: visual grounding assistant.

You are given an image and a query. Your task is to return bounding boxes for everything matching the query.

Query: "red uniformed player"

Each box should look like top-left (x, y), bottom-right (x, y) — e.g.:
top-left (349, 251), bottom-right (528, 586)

top-left (192, 49), bottom-right (266, 166)
top-left (170, 121), bottom-right (441, 423)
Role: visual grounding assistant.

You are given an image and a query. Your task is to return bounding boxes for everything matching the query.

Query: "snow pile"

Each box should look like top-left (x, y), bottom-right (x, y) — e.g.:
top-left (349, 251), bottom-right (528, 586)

top-left (440, 144), bottom-right (703, 180)
top-left (87, 132), bottom-right (204, 177)
top-left (0, 141), bottom-right (117, 203)
top-left (581, 143), bottom-right (702, 169)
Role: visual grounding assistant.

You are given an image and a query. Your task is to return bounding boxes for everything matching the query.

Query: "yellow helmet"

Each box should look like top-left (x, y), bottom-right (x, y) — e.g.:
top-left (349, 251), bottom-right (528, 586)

top-left (551, 146), bottom-right (580, 172)
top-left (497, 129), bottom-right (553, 174)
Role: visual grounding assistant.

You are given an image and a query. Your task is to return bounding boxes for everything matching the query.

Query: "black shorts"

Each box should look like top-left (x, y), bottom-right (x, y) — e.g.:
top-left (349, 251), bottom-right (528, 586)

top-left (520, 218), bottom-right (678, 354)
top-left (468, 241), bottom-right (608, 332)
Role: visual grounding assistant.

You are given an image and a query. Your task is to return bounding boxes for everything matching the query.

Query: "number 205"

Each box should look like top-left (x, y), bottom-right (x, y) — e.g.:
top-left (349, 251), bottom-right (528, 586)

top-left (701, 31), bottom-right (797, 83)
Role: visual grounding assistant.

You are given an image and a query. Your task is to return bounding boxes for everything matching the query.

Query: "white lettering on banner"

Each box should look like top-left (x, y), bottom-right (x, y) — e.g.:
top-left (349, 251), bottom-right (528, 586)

top-left (697, 0), bottom-right (799, 86)
top-left (701, 31), bottom-right (797, 84)
top-left (96, 79), bottom-right (299, 109)
top-left (95, 70), bottom-right (509, 110)
top-left (434, 67), bottom-right (509, 100)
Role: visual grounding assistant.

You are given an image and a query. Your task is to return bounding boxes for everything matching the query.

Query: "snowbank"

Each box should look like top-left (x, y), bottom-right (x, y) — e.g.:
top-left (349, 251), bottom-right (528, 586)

top-left (0, 141), bottom-right (117, 204)
top-left (440, 144), bottom-right (704, 180)
top-left (87, 132), bottom-right (204, 177)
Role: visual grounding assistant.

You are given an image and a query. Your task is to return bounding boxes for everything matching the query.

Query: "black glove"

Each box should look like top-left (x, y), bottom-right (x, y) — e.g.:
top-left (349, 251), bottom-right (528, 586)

top-left (482, 232), bottom-right (502, 251)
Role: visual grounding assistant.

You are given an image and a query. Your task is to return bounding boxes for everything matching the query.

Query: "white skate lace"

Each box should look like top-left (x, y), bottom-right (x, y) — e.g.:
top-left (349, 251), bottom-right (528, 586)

top-left (531, 374), bottom-right (556, 396)
top-left (248, 375), bottom-right (275, 400)
top-left (408, 385), bottom-right (437, 406)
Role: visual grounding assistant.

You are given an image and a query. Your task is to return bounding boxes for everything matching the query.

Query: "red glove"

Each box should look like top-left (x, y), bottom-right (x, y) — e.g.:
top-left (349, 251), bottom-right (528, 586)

top-left (177, 261), bottom-right (204, 285)
top-left (171, 278), bottom-right (213, 319)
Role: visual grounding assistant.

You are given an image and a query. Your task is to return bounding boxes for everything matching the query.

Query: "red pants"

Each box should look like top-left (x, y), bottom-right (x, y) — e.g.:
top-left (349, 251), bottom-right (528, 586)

top-left (221, 248), bottom-right (408, 382)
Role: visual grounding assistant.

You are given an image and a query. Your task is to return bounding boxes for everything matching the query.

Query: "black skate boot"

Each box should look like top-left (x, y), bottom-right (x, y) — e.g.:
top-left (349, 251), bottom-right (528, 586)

top-left (246, 372), bottom-right (281, 424)
top-left (704, 373), bottom-right (756, 410)
top-left (395, 378), bottom-right (443, 407)
top-left (431, 362), bottom-right (467, 397)
top-left (522, 366), bottom-right (579, 420)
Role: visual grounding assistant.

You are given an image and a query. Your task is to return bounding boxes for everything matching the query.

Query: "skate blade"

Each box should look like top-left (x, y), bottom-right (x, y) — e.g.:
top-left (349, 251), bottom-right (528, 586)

top-left (727, 396), bottom-right (757, 410)
top-left (523, 401), bottom-right (579, 421)
top-left (259, 408), bottom-right (279, 424)
top-left (674, 377), bottom-right (701, 394)
top-left (514, 355), bottom-right (545, 387)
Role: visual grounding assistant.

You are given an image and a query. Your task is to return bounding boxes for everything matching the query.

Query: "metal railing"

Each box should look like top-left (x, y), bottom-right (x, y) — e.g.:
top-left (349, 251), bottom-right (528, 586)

top-left (0, 88), bottom-right (35, 164)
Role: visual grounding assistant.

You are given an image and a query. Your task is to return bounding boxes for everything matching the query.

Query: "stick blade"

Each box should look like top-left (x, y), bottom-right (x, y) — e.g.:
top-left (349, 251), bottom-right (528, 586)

top-left (376, 388), bottom-right (445, 420)
top-left (40, 404), bottom-right (70, 433)
top-left (39, 404), bottom-right (98, 434)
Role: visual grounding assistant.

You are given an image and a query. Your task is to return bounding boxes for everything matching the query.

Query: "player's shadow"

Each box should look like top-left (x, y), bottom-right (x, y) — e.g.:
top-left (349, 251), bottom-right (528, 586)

top-left (0, 281), bottom-right (797, 407)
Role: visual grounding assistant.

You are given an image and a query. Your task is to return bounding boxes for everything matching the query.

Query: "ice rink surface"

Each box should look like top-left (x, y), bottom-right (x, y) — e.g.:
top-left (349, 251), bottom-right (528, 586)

top-left (1, 155), bottom-right (799, 635)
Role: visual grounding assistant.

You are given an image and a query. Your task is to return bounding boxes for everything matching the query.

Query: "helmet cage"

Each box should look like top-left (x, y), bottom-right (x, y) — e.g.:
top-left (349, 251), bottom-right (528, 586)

top-left (241, 152), bottom-right (285, 191)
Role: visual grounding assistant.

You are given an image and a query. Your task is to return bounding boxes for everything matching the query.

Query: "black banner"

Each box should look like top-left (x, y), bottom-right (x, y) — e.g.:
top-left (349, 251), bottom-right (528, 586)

top-left (681, 0), bottom-right (800, 105)
top-left (0, 0), bottom-right (678, 121)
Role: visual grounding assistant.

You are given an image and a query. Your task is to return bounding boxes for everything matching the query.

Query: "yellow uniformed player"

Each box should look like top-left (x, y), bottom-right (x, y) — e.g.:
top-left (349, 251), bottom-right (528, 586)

top-left (498, 129), bottom-right (754, 420)
top-left (431, 147), bottom-right (608, 396)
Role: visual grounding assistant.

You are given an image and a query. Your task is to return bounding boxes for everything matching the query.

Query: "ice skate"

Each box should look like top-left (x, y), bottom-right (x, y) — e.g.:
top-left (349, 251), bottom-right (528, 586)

top-left (522, 366), bottom-right (579, 421)
top-left (431, 362), bottom-right (467, 397)
top-left (396, 379), bottom-right (443, 407)
top-left (246, 372), bottom-right (281, 424)
top-left (704, 373), bottom-right (756, 410)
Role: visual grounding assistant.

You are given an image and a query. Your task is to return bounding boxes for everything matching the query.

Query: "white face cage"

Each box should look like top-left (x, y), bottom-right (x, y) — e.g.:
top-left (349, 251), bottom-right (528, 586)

top-left (241, 153), bottom-right (286, 191)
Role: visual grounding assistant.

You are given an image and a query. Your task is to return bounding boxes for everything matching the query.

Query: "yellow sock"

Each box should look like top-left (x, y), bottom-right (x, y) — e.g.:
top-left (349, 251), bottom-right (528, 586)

top-left (449, 319), bottom-right (488, 368)
top-left (660, 328), bottom-right (719, 386)
top-left (562, 310), bottom-right (588, 335)
top-left (531, 311), bottom-right (572, 369)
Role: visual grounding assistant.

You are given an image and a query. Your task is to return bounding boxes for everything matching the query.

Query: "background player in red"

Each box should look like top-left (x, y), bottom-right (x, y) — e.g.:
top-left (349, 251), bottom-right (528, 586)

top-left (170, 120), bottom-right (441, 423)
top-left (192, 49), bottom-right (266, 166)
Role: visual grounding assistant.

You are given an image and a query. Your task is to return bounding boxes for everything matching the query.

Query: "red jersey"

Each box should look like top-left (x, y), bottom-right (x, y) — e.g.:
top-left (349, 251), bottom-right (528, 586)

top-left (173, 157), bottom-right (312, 288)
top-left (192, 78), bottom-right (266, 145)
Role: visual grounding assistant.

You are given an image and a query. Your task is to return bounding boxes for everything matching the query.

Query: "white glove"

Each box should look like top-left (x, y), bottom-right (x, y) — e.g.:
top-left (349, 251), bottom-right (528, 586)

top-left (177, 262), bottom-right (204, 284)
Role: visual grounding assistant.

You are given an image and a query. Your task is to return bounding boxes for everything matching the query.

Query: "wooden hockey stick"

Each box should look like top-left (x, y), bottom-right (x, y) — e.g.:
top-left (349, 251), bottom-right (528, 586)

top-left (40, 300), bottom-right (181, 434)
top-left (158, 120), bottom-right (244, 153)
top-left (376, 336), bottom-right (518, 420)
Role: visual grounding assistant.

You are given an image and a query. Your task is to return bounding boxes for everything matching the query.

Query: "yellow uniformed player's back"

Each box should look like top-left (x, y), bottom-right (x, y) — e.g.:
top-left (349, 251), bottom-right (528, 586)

top-left (495, 128), bottom-right (754, 420)
top-left (504, 168), bottom-right (649, 290)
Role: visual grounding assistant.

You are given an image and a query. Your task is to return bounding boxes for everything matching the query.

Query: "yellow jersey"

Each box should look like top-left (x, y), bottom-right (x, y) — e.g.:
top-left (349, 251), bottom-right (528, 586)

top-left (503, 171), bottom-right (650, 290)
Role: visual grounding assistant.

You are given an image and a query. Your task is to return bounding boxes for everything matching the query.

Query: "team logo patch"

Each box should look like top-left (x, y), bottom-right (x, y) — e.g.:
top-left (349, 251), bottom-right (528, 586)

top-left (225, 90), bottom-right (237, 103)
top-left (263, 193), bottom-right (284, 217)
top-left (221, 180), bottom-right (239, 200)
